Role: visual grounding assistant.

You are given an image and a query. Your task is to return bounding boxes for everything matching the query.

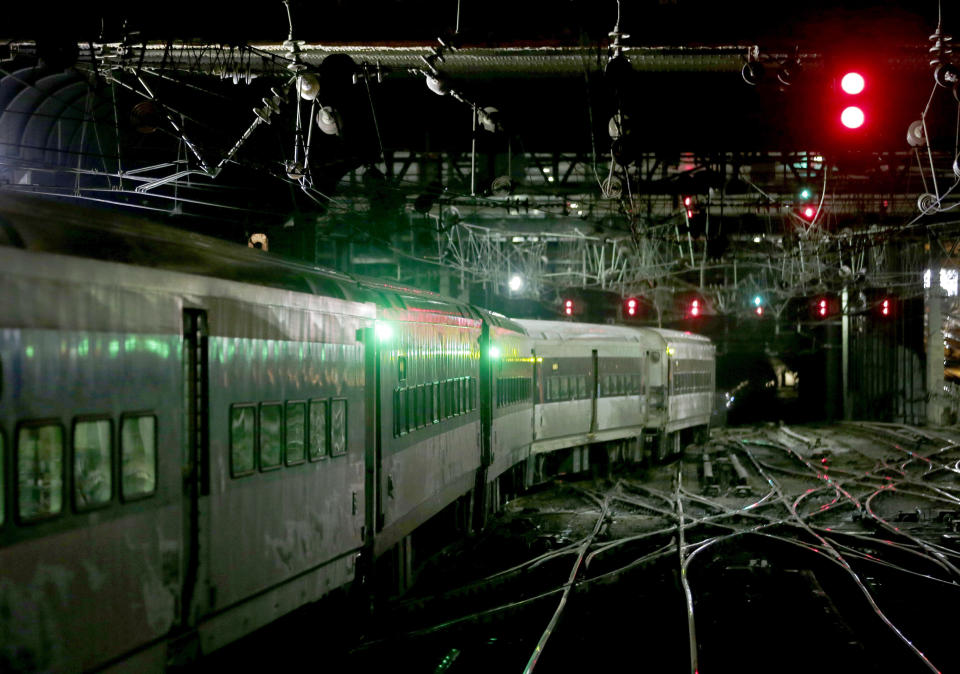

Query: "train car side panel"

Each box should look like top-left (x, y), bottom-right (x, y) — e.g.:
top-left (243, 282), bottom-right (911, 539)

top-left (200, 293), bottom-right (372, 650)
top-left (375, 310), bottom-right (482, 556)
top-left (0, 252), bottom-right (183, 672)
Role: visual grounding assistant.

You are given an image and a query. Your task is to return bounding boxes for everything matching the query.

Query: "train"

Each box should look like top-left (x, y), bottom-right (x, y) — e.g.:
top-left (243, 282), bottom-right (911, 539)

top-left (0, 192), bottom-right (715, 672)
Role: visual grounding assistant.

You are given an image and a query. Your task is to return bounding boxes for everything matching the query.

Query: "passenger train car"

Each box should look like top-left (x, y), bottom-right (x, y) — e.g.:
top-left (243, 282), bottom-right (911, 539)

top-left (0, 192), bottom-right (714, 672)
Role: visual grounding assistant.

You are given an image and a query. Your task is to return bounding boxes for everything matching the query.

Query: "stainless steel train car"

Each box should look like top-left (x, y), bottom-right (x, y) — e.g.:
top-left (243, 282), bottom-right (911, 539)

top-left (0, 193), bottom-right (377, 671)
top-left (0, 192), bottom-right (714, 671)
top-left (644, 327), bottom-right (715, 458)
top-left (514, 320), bottom-right (715, 466)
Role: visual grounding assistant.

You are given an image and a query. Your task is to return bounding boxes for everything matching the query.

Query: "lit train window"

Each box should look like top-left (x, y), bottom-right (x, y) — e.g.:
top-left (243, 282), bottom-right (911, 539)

top-left (259, 404), bottom-right (282, 470)
top-left (308, 400), bottom-right (329, 459)
top-left (330, 400), bottom-right (347, 456)
top-left (73, 418), bottom-right (112, 510)
top-left (285, 402), bottom-right (306, 465)
top-left (17, 422), bottom-right (64, 521)
top-left (122, 415), bottom-right (157, 497)
top-left (229, 406), bottom-right (256, 477)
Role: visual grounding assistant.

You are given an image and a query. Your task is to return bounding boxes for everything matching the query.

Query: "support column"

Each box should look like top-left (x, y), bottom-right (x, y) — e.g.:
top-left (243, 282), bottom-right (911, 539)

top-left (927, 262), bottom-right (944, 426)
top-left (824, 322), bottom-right (842, 422)
top-left (842, 287), bottom-right (852, 420)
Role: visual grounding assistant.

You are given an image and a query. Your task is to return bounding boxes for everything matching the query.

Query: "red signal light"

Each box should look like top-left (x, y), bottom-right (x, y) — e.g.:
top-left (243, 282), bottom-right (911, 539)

top-left (690, 299), bottom-right (700, 317)
top-left (880, 298), bottom-right (892, 317)
top-left (841, 106), bottom-right (865, 129)
top-left (626, 298), bottom-right (638, 316)
top-left (840, 72), bottom-right (865, 95)
top-left (802, 206), bottom-right (816, 220)
top-left (564, 299), bottom-right (574, 316)
top-left (818, 299), bottom-right (828, 317)
top-left (755, 305), bottom-right (763, 317)
top-left (683, 196), bottom-right (692, 207)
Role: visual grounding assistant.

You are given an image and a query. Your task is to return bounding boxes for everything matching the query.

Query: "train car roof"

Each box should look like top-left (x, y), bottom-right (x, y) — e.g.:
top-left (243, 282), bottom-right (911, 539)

top-left (0, 191), bottom-right (363, 300)
top-left (353, 275), bottom-right (483, 326)
top-left (512, 319), bottom-right (648, 342)
top-left (645, 327), bottom-right (714, 346)
top-left (0, 192), bottom-right (489, 322)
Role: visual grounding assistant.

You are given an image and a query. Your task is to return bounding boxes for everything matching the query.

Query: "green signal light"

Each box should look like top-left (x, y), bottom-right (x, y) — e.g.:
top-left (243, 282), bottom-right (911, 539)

top-left (799, 188), bottom-right (812, 200)
top-left (753, 295), bottom-right (763, 306)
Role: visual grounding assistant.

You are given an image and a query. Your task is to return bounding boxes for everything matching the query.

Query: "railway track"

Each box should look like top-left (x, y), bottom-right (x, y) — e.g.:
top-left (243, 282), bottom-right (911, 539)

top-left (206, 425), bottom-right (960, 673)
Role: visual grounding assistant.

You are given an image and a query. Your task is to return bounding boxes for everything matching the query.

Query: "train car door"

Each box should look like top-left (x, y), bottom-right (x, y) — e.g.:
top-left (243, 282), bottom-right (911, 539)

top-left (531, 348), bottom-right (541, 440)
top-left (475, 320), bottom-right (493, 529)
top-left (182, 308), bottom-right (210, 628)
top-left (590, 349), bottom-right (598, 433)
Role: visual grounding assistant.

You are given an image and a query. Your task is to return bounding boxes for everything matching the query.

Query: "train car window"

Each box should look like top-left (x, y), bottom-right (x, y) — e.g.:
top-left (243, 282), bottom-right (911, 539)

top-left (394, 389), bottom-right (404, 436)
top-left (432, 383), bottom-right (440, 423)
top-left (308, 400), bottom-right (329, 460)
top-left (229, 406), bottom-right (256, 477)
top-left (445, 380), bottom-right (453, 417)
top-left (417, 385), bottom-right (425, 424)
top-left (405, 388), bottom-right (414, 432)
top-left (0, 429), bottom-right (4, 526)
top-left (398, 356), bottom-right (407, 382)
top-left (422, 385), bottom-right (431, 426)
top-left (330, 400), bottom-right (347, 456)
top-left (259, 404), bottom-right (283, 471)
top-left (285, 401), bottom-right (306, 465)
top-left (558, 376), bottom-right (569, 400)
top-left (17, 422), bottom-right (64, 521)
top-left (73, 418), bottom-right (112, 510)
top-left (121, 415), bottom-right (157, 498)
